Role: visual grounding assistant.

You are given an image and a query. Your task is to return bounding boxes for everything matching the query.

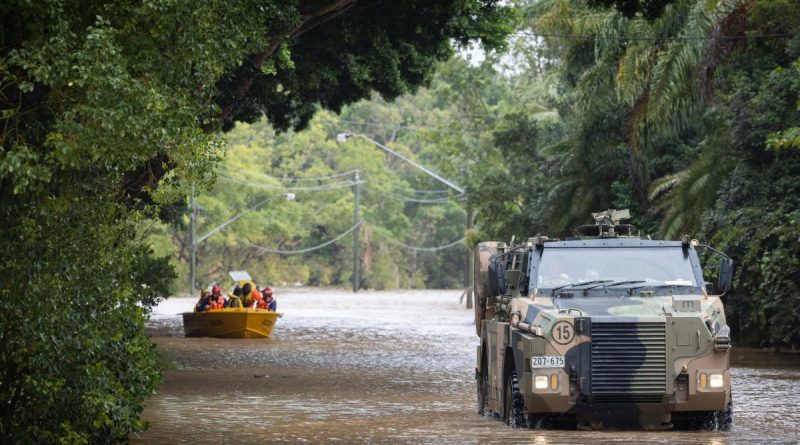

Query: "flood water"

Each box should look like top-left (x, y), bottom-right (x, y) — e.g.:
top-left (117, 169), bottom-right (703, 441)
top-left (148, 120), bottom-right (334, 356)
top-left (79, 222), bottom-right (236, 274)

top-left (136, 288), bottom-right (800, 444)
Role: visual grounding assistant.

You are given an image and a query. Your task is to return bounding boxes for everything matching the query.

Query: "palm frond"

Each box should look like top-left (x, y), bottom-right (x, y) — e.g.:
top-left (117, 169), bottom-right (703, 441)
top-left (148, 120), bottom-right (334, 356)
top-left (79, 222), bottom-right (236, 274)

top-left (650, 140), bottom-right (738, 238)
top-left (644, 0), bottom-right (747, 143)
top-left (648, 171), bottom-right (687, 201)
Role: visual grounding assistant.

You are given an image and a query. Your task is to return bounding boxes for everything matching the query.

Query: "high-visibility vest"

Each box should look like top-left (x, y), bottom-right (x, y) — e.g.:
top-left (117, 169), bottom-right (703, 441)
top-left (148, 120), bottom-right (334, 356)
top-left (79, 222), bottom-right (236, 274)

top-left (209, 296), bottom-right (225, 310)
top-left (227, 295), bottom-right (242, 308)
top-left (258, 297), bottom-right (276, 311)
top-left (238, 280), bottom-right (259, 307)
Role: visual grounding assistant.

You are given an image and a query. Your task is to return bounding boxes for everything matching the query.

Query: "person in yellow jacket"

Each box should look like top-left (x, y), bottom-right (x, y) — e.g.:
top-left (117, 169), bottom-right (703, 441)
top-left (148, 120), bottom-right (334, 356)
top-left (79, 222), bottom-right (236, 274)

top-left (238, 281), bottom-right (260, 308)
top-left (226, 286), bottom-right (243, 308)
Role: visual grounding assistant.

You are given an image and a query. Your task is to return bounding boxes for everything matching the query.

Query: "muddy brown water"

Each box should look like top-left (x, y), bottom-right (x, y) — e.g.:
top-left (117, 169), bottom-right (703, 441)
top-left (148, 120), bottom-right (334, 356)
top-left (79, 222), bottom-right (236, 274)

top-left (135, 289), bottom-right (800, 444)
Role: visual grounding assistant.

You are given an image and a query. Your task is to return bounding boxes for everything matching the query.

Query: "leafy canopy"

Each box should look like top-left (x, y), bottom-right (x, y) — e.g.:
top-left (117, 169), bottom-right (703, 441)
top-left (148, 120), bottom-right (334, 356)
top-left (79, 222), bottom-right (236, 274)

top-left (0, 0), bottom-right (514, 442)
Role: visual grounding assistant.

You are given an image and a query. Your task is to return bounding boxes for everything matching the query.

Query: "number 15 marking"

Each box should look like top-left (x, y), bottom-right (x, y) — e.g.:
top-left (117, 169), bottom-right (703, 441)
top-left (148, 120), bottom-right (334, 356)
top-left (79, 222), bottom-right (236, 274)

top-left (552, 321), bottom-right (574, 345)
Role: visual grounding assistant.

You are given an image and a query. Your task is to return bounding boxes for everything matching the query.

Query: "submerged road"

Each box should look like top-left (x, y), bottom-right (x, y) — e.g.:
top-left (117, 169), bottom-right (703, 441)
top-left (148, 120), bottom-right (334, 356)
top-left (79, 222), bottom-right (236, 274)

top-left (137, 289), bottom-right (800, 444)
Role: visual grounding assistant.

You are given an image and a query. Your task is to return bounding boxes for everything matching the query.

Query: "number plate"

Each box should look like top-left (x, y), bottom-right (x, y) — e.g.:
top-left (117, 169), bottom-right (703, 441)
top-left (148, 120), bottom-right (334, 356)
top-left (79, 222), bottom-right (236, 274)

top-left (531, 356), bottom-right (564, 368)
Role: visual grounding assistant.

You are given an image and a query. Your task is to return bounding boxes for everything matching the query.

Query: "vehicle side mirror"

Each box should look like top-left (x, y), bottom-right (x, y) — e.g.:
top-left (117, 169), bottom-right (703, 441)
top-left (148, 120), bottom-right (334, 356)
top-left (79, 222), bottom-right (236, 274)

top-left (716, 257), bottom-right (734, 295)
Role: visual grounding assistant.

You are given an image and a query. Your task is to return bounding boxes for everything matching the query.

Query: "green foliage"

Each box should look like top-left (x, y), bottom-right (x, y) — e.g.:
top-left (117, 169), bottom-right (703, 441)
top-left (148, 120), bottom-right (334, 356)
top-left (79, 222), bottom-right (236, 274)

top-left (0, 197), bottom-right (173, 443)
top-left (178, 108), bottom-right (469, 291)
top-left (216, 0), bottom-right (518, 132)
top-left (1, 0), bottom-right (514, 441)
top-left (479, 0), bottom-right (800, 348)
top-left (703, 154), bottom-right (800, 347)
top-left (588, 0), bottom-right (679, 20)
top-left (364, 0), bottom-right (797, 348)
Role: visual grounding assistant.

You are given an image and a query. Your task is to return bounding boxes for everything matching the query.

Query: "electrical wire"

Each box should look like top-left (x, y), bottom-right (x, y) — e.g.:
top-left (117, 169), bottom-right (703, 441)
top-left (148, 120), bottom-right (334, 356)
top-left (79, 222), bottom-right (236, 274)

top-left (235, 220), bottom-right (363, 255)
top-left (218, 172), bottom-right (361, 191)
top-left (220, 164), bottom-right (360, 183)
top-left (195, 196), bottom-right (272, 244)
top-left (365, 188), bottom-right (460, 204)
top-left (387, 184), bottom-right (450, 195)
top-left (373, 230), bottom-right (466, 252)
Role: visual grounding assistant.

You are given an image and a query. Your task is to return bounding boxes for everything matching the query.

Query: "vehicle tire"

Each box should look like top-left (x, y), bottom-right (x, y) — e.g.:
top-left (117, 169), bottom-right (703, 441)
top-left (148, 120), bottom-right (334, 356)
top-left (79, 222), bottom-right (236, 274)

top-left (477, 369), bottom-right (488, 415)
top-left (713, 400), bottom-right (733, 431)
top-left (504, 371), bottom-right (527, 428)
top-left (673, 399), bottom-right (732, 431)
top-left (673, 411), bottom-right (712, 431)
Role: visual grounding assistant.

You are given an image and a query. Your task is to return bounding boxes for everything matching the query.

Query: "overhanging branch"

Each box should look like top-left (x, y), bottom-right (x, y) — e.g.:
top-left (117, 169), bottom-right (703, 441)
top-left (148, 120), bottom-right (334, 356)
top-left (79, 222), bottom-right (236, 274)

top-left (206, 0), bottom-right (365, 133)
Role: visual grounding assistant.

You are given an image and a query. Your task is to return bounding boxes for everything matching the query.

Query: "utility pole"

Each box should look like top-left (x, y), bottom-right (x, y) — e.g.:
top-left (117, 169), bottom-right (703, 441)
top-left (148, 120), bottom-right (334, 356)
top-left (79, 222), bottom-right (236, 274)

top-left (187, 192), bottom-right (273, 296)
top-left (189, 184), bottom-right (196, 296)
top-left (353, 170), bottom-right (360, 293)
top-left (337, 134), bottom-right (466, 298)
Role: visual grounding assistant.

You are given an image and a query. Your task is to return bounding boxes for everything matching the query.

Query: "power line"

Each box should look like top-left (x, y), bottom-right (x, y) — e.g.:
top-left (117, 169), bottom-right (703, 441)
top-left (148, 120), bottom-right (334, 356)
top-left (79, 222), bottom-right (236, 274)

top-left (372, 230), bottom-right (466, 252)
top-left (195, 196), bottom-right (272, 244)
top-left (234, 220), bottom-right (363, 255)
top-left (514, 30), bottom-right (791, 41)
top-left (220, 164), bottom-right (359, 183)
top-left (386, 184), bottom-right (450, 195)
top-left (365, 188), bottom-right (456, 204)
top-left (218, 172), bottom-right (361, 191)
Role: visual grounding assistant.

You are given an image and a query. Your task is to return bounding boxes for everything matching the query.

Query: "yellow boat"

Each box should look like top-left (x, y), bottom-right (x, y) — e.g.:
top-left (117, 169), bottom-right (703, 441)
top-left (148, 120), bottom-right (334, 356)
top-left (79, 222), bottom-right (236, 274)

top-left (182, 308), bottom-right (282, 338)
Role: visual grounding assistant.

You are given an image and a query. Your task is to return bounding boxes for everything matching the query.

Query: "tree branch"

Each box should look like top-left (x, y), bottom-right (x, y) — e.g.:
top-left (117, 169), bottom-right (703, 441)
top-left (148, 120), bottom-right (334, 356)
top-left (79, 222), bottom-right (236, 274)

top-left (206, 0), bottom-right (365, 133)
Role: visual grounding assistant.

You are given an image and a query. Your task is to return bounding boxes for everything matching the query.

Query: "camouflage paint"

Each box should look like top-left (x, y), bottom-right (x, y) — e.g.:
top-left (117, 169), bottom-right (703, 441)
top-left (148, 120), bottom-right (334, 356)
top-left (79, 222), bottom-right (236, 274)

top-left (474, 228), bottom-right (732, 430)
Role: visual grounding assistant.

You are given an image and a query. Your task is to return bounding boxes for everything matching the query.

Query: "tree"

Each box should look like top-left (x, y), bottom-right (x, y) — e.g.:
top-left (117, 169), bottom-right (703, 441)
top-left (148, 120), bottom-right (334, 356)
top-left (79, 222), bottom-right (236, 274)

top-left (0, 0), bottom-right (514, 441)
top-left (174, 105), bottom-right (471, 292)
top-left (506, 0), bottom-right (800, 347)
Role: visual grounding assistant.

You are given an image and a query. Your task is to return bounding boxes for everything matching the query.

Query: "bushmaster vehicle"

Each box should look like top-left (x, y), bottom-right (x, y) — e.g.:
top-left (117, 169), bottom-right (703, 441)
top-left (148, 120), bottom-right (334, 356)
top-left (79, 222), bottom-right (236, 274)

top-left (474, 210), bottom-right (734, 430)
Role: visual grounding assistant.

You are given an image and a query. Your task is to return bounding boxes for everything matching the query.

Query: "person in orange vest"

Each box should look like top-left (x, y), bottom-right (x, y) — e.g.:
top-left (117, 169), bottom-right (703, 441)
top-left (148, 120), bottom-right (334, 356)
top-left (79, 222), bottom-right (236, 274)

top-left (252, 285), bottom-right (264, 308)
top-left (258, 287), bottom-right (277, 311)
top-left (208, 284), bottom-right (226, 310)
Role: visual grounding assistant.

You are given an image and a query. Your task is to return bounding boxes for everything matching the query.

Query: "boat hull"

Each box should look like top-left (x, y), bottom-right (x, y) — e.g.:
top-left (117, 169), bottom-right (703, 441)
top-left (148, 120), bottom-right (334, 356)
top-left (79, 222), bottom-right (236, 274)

top-left (182, 309), bottom-right (281, 338)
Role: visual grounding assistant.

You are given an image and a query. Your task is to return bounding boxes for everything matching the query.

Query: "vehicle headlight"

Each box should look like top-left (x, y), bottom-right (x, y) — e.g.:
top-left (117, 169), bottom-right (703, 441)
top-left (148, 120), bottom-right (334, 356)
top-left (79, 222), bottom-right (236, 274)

top-left (709, 373), bottom-right (724, 389)
top-left (534, 375), bottom-right (548, 390)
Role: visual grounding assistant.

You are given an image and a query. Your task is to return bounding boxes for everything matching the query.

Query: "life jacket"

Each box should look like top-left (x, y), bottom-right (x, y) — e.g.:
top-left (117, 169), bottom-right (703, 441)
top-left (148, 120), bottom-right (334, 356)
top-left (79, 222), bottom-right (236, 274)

top-left (251, 291), bottom-right (263, 308)
top-left (259, 296), bottom-right (276, 311)
top-left (238, 280), bottom-right (259, 307)
top-left (226, 295), bottom-right (242, 308)
top-left (209, 295), bottom-right (225, 310)
top-left (238, 280), bottom-right (257, 292)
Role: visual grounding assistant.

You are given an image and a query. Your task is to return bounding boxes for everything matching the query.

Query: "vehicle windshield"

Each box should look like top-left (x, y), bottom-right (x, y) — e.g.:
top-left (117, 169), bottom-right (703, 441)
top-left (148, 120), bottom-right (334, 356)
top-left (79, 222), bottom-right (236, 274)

top-left (536, 246), bottom-right (698, 289)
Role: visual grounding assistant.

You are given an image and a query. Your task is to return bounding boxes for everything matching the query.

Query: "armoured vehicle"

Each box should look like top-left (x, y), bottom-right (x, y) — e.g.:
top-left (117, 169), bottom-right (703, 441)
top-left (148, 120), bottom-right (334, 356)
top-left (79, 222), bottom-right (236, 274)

top-left (474, 210), bottom-right (734, 430)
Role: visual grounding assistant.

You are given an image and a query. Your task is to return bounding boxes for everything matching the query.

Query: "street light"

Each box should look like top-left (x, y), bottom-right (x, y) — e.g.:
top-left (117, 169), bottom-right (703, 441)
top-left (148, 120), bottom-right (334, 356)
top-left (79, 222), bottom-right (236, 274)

top-left (336, 133), bottom-right (472, 306)
top-left (336, 133), bottom-right (465, 195)
top-left (188, 193), bottom-right (285, 295)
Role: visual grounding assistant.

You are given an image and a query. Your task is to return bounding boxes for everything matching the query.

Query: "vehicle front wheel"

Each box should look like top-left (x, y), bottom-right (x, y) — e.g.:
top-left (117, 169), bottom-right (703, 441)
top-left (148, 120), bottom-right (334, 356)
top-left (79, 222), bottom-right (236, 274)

top-left (713, 400), bottom-right (733, 431)
top-left (504, 371), bottom-right (527, 428)
top-left (673, 400), bottom-right (732, 431)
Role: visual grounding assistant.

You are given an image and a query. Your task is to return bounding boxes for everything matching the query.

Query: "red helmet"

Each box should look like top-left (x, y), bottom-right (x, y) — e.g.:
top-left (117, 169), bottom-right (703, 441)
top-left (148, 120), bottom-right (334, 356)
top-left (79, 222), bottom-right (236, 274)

top-left (262, 287), bottom-right (273, 297)
top-left (211, 285), bottom-right (221, 295)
